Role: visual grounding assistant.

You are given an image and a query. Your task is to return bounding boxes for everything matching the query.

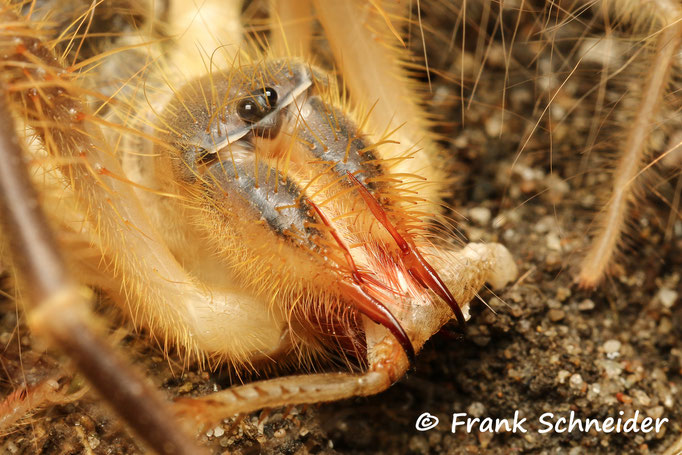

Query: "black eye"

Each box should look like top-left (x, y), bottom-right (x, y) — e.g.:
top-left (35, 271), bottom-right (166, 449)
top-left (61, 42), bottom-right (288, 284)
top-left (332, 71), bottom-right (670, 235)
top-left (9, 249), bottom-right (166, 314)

top-left (236, 87), bottom-right (278, 124)
top-left (263, 86), bottom-right (277, 108)
top-left (237, 98), bottom-right (263, 123)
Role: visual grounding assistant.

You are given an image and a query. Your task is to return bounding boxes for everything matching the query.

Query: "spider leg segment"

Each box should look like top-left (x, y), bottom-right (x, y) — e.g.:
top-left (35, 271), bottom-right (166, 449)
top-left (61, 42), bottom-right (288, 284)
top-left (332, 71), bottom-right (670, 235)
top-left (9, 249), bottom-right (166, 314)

top-left (0, 373), bottom-right (86, 432)
top-left (0, 88), bottom-right (204, 454)
top-left (577, 0), bottom-right (682, 287)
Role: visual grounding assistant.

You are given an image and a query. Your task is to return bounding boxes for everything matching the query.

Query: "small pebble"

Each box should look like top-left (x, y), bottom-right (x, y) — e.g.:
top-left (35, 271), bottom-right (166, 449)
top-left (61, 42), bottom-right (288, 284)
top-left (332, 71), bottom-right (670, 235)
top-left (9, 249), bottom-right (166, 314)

top-left (547, 299), bottom-right (562, 309)
top-left (485, 114), bottom-right (503, 137)
top-left (563, 341), bottom-right (581, 355)
top-left (428, 432), bottom-right (442, 446)
top-left (467, 402), bottom-right (486, 418)
top-left (569, 374), bottom-right (583, 389)
top-left (556, 287), bottom-right (571, 302)
top-left (520, 179), bottom-right (537, 193)
top-left (557, 370), bottom-right (571, 384)
top-left (274, 428), bottom-right (286, 438)
top-left (545, 174), bottom-right (570, 203)
top-left (546, 232), bottom-right (562, 251)
top-left (87, 436), bottom-right (100, 450)
top-left (603, 339), bottom-right (621, 354)
top-left (469, 207), bottom-right (492, 226)
top-left (633, 390), bottom-right (651, 407)
top-left (408, 435), bottom-right (429, 453)
top-left (545, 252), bottom-right (561, 268)
top-left (477, 430), bottom-right (494, 448)
top-left (453, 134), bottom-right (469, 148)
top-left (213, 426), bottom-right (225, 438)
top-left (656, 288), bottom-right (678, 308)
top-left (492, 214), bottom-right (507, 229)
top-left (510, 304), bottom-right (523, 318)
top-left (578, 299), bottom-right (595, 311)
top-left (616, 393), bottom-right (633, 404)
top-left (177, 382), bottom-right (194, 393)
top-left (587, 383), bottom-right (601, 400)
top-left (664, 393), bottom-right (674, 408)
top-left (473, 336), bottom-right (491, 347)
top-left (578, 36), bottom-right (622, 67)
top-left (534, 218), bottom-right (551, 234)
top-left (598, 359), bottom-right (623, 377)
top-left (548, 309), bottom-right (565, 322)
top-left (518, 320), bottom-right (531, 332)
top-left (648, 406), bottom-right (665, 419)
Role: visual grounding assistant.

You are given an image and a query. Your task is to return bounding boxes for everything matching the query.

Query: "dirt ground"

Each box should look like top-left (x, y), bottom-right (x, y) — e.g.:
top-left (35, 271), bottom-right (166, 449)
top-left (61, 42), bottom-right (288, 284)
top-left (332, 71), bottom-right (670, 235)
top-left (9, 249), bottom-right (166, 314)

top-left (1, 1), bottom-right (682, 454)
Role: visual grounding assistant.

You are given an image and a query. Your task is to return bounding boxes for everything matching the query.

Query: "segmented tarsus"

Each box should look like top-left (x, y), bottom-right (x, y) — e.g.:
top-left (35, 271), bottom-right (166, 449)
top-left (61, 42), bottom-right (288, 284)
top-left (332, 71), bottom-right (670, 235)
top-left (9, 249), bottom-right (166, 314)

top-left (577, 0), bottom-right (682, 287)
top-left (0, 375), bottom-right (86, 433)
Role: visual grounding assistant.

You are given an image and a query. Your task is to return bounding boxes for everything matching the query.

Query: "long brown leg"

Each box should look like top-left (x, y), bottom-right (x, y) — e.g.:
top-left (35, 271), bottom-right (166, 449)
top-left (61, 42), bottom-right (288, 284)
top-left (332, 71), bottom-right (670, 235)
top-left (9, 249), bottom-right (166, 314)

top-left (0, 93), bottom-right (204, 454)
top-left (175, 337), bottom-right (408, 427)
top-left (0, 6), bottom-right (205, 455)
top-left (177, 370), bottom-right (398, 427)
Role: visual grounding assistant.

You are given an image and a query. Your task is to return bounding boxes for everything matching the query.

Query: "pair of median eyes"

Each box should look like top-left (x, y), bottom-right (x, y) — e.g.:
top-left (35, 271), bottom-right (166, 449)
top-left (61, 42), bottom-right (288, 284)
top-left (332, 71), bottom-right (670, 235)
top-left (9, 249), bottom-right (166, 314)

top-left (236, 86), bottom-right (278, 123)
top-left (196, 86), bottom-right (278, 165)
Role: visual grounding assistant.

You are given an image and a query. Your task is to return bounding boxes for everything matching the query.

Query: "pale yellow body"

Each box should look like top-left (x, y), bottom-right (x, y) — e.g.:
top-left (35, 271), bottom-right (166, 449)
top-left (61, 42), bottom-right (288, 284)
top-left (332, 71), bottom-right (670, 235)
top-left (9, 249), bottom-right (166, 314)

top-left (0, 0), bottom-right (517, 441)
top-left (108, 0), bottom-right (516, 370)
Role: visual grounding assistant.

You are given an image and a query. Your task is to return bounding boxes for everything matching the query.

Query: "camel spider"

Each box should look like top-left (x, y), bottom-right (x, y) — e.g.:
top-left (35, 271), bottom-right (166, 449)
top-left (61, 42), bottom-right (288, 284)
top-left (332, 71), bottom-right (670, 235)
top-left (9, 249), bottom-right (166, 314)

top-left (2, 0), bottom-right (681, 453)
top-left (0, 0), bottom-right (517, 453)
